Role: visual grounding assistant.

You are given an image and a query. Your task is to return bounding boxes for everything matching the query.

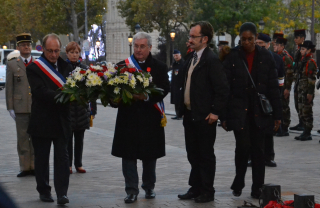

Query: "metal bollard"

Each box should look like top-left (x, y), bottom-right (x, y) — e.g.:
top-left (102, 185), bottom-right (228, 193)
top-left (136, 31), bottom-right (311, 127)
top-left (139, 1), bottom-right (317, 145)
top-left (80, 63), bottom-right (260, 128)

top-left (259, 184), bottom-right (281, 208)
top-left (294, 194), bottom-right (315, 208)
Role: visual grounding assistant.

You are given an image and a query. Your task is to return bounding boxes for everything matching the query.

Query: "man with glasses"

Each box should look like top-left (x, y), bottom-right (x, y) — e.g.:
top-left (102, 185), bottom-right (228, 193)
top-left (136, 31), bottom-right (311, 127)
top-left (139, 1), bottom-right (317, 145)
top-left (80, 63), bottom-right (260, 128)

top-left (26, 33), bottom-right (73, 205)
top-left (6, 33), bottom-right (35, 177)
top-left (177, 21), bottom-right (229, 203)
top-left (111, 32), bottom-right (170, 204)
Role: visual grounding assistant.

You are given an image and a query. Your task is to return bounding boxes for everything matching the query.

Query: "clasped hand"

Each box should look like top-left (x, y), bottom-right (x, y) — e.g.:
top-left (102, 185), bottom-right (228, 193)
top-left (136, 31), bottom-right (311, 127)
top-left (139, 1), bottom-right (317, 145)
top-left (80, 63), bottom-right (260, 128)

top-left (205, 113), bottom-right (218, 125)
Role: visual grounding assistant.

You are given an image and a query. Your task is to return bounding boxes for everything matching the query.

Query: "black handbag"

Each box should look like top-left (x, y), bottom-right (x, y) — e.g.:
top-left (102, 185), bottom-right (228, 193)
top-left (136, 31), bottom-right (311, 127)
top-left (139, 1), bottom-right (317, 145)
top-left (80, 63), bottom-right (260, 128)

top-left (242, 60), bottom-right (273, 115)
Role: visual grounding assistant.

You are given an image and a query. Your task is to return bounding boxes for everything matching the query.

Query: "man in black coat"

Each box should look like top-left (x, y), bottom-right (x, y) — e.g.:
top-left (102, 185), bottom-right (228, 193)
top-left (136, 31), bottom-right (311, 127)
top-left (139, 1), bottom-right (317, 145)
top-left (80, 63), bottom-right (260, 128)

top-left (111, 32), bottom-right (170, 204)
top-left (26, 34), bottom-right (73, 205)
top-left (177, 21), bottom-right (229, 203)
top-left (169, 49), bottom-right (184, 120)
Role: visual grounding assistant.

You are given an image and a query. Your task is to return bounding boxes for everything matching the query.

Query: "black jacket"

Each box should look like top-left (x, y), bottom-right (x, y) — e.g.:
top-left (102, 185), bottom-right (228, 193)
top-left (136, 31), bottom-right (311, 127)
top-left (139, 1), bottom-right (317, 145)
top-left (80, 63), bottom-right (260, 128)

top-left (221, 45), bottom-right (282, 133)
top-left (270, 51), bottom-right (285, 92)
top-left (26, 54), bottom-right (73, 139)
top-left (169, 58), bottom-right (185, 104)
top-left (111, 53), bottom-right (170, 160)
top-left (178, 47), bottom-right (229, 120)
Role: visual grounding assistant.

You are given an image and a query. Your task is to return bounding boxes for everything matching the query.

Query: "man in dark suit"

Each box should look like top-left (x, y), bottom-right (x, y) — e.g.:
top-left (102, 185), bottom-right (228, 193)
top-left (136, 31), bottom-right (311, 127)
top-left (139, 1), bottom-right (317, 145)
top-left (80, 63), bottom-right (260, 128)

top-left (111, 32), bottom-right (170, 204)
top-left (26, 33), bottom-right (73, 205)
top-left (177, 21), bottom-right (229, 203)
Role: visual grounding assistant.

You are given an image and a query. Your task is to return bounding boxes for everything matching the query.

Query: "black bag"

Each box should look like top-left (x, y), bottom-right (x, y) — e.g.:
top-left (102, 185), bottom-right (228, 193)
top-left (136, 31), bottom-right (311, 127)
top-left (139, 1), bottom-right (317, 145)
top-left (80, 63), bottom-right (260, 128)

top-left (242, 60), bottom-right (273, 115)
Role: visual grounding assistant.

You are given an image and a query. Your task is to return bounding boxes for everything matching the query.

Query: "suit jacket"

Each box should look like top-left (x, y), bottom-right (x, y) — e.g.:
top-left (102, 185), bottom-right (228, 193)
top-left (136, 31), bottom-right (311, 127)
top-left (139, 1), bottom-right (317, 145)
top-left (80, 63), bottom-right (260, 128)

top-left (26, 54), bottom-right (73, 139)
top-left (6, 56), bottom-right (33, 113)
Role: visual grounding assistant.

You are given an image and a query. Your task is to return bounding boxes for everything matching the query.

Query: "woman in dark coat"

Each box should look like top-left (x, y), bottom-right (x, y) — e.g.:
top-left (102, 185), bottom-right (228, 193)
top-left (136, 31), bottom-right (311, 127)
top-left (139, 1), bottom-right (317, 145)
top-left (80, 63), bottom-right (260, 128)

top-left (66, 42), bottom-right (97, 174)
top-left (220, 22), bottom-right (282, 198)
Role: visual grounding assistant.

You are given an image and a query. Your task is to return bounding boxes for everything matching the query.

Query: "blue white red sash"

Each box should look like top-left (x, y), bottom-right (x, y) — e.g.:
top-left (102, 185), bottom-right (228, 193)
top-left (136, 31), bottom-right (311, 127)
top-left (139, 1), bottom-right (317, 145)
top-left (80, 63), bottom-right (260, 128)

top-left (125, 55), bottom-right (166, 126)
top-left (34, 57), bottom-right (66, 88)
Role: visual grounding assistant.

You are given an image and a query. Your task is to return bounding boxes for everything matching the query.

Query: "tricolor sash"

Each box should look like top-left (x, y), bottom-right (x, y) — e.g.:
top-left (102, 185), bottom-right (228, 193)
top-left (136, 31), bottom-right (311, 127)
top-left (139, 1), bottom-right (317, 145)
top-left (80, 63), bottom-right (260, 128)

top-left (125, 55), bottom-right (167, 127)
top-left (34, 57), bottom-right (66, 88)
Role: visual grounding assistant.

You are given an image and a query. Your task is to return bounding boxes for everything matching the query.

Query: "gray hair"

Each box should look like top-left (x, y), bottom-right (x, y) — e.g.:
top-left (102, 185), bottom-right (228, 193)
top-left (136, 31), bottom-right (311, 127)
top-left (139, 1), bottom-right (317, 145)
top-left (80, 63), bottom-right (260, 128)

top-left (42, 33), bottom-right (62, 49)
top-left (133, 32), bottom-right (152, 46)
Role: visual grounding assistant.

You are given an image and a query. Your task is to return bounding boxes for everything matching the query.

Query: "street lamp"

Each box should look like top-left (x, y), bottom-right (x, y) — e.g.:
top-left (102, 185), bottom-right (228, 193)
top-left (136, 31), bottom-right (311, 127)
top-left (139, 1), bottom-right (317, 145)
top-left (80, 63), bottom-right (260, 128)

top-left (135, 23), bottom-right (141, 33)
top-left (96, 40), bottom-right (100, 61)
top-left (259, 18), bottom-right (265, 31)
top-left (2, 45), bottom-right (7, 49)
top-left (170, 29), bottom-right (176, 65)
top-left (128, 33), bottom-right (133, 56)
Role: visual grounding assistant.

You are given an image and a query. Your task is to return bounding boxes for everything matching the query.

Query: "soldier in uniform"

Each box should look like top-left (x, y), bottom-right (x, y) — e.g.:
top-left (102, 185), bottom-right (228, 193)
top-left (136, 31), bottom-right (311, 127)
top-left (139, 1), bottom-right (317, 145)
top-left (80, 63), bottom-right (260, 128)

top-left (169, 49), bottom-right (184, 120)
top-left (294, 41), bottom-right (317, 141)
top-left (274, 37), bottom-right (294, 137)
top-left (290, 29), bottom-right (306, 131)
top-left (272, 33), bottom-right (284, 48)
top-left (218, 41), bottom-right (229, 52)
top-left (6, 33), bottom-right (34, 177)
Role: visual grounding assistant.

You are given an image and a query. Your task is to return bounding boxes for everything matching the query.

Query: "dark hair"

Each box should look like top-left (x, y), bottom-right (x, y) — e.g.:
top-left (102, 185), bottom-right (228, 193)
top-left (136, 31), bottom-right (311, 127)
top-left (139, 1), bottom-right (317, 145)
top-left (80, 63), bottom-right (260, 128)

top-left (190, 21), bottom-right (214, 44)
top-left (42, 33), bottom-right (62, 49)
top-left (239, 22), bottom-right (257, 36)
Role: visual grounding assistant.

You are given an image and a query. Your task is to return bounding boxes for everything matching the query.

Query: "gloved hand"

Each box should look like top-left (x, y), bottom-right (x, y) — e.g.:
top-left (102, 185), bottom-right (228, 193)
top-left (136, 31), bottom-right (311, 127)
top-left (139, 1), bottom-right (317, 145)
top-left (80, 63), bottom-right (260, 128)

top-left (8, 110), bottom-right (15, 121)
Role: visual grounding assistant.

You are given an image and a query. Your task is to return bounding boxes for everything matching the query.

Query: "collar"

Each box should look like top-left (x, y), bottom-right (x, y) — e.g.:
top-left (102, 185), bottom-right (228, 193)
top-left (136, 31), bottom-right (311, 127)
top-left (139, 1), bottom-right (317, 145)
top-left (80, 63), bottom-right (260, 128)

top-left (195, 47), bottom-right (205, 60)
top-left (20, 56), bottom-right (32, 63)
top-left (138, 60), bottom-right (146, 63)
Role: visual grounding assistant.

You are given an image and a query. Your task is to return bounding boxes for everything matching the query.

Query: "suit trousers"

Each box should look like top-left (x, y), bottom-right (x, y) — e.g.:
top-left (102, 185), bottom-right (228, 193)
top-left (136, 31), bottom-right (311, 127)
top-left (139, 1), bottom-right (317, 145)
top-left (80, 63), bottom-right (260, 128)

top-left (264, 133), bottom-right (275, 161)
top-left (122, 158), bottom-right (157, 195)
top-left (231, 116), bottom-right (265, 194)
top-left (32, 136), bottom-right (69, 197)
top-left (15, 113), bottom-right (34, 171)
top-left (174, 104), bottom-right (181, 118)
top-left (183, 109), bottom-right (216, 195)
top-left (68, 129), bottom-right (85, 168)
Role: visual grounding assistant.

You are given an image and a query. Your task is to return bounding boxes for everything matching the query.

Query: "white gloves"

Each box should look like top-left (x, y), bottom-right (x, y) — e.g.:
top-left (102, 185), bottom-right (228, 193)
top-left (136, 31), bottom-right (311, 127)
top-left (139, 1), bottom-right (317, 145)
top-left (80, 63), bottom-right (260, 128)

top-left (8, 110), bottom-right (15, 121)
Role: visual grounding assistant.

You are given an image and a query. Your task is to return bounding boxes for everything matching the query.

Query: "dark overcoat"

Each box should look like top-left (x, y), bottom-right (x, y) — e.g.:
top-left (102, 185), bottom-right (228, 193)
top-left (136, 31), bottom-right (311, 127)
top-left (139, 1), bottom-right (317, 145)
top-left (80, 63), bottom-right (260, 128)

top-left (26, 54), bottom-right (73, 139)
top-left (221, 45), bottom-right (282, 133)
top-left (111, 53), bottom-right (170, 160)
top-left (169, 58), bottom-right (185, 104)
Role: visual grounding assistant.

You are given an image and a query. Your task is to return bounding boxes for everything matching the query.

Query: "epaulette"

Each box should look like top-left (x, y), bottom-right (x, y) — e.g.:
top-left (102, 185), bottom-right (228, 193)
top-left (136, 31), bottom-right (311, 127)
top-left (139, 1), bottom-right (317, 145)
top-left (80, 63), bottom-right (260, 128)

top-left (7, 50), bottom-right (20, 61)
top-left (8, 56), bottom-right (18, 61)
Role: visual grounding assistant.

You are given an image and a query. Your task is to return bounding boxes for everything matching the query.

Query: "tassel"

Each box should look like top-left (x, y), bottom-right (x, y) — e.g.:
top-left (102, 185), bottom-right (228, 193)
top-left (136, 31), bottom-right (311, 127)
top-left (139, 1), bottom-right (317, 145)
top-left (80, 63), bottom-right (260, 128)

top-left (161, 113), bottom-right (167, 127)
top-left (90, 115), bottom-right (93, 127)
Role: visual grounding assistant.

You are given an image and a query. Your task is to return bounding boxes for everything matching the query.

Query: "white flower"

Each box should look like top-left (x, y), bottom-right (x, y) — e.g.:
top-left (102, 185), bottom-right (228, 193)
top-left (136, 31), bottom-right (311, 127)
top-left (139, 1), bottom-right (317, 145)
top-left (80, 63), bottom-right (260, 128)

top-left (70, 80), bottom-right (76, 88)
top-left (91, 65), bottom-right (103, 70)
top-left (129, 77), bottom-right (136, 88)
top-left (85, 80), bottom-right (92, 87)
top-left (66, 77), bottom-right (73, 85)
top-left (136, 75), bottom-right (143, 83)
top-left (87, 73), bottom-right (99, 80)
top-left (73, 67), bottom-right (82, 73)
top-left (114, 87), bottom-right (121, 94)
top-left (114, 76), bottom-right (121, 84)
top-left (143, 79), bottom-right (149, 88)
top-left (108, 79), bottom-right (115, 85)
top-left (96, 79), bottom-right (103, 86)
top-left (107, 62), bottom-right (114, 69)
top-left (74, 74), bottom-right (83, 81)
top-left (86, 69), bottom-right (92, 74)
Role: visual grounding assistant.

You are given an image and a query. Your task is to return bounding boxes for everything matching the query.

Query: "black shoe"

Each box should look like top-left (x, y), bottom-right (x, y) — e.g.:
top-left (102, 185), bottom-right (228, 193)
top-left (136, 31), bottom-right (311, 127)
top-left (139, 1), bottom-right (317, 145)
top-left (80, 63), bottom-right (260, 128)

top-left (294, 132), bottom-right (304, 140)
top-left (39, 194), bottom-right (54, 202)
top-left (289, 123), bottom-right (304, 131)
top-left (232, 190), bottom-right (242, 197)
top-left (124, 194), bottom-right (137, 203)
top-left (300, 134), bottom-right (312, 141)
top-left (171, 116), bottom-right (178, 120)
top-left (194, 193), bottom-right (214, 203)
top-left (57, 195), bottom-right (69, 205)
top-left (317, 130), bottom-right (320, 134)
top-left (145, 189), bottom-right (156, 199)
top-left (178, 191), bottom-right (200, 200)
top-left (265, 160), bottom-right (277, 167)
top-left (247, 160), bottom-right (252, 167)
top-left (275, 131), bottom-right (289, 137)
top-left (251, 192), bottom-right (261, 199)
top-left (17, 171), bottom-right (31, 177)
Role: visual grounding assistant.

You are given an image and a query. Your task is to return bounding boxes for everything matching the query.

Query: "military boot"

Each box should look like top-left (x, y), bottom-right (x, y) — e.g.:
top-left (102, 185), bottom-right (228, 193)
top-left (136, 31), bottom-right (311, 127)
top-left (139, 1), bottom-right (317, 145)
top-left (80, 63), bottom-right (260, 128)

top-left (289, 119), bottom-right (304, 131)
top-left (275, 125), bottom-right (289, 137)
top-left (294, 131), bottom-right (305, 140)
top-left (300, 127), bottom-right (312, 141)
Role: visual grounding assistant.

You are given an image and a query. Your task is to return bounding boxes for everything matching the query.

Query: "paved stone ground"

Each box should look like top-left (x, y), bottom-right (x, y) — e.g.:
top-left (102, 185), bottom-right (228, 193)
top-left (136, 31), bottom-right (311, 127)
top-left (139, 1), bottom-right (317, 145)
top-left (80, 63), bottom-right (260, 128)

top-left (0, 88), bottom-right (320, 208)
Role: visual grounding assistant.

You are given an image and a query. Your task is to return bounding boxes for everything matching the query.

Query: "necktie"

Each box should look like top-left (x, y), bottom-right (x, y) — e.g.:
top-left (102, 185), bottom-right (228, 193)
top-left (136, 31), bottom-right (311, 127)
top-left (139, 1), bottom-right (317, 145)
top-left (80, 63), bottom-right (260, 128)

top-left (193, 52), bottom-right (198, 65)
top-left (25, 59), bottom-right (28, 65)
top-left (54, 65), bottom-right (58, 71)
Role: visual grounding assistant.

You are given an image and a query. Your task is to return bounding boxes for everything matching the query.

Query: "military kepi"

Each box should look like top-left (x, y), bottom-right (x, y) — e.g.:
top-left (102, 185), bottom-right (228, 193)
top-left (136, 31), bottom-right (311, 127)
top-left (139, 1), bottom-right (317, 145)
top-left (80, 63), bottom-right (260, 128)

top-left (16, 33), bottom-right (32, 44)
top-left (300, 40), bottom-right (315, 49)
top-left (272, 33), bottom-right (284, 40)
top-left (276, 37), bottom-right (287, 46)
top-left (294, 29), bottom-right (306, 37)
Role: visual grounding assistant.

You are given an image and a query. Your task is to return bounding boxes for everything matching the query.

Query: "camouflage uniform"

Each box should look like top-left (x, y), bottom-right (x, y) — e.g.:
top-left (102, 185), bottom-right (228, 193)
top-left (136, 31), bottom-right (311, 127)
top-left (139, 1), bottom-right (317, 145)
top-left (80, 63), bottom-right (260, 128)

top-left (297, 55), bottom-right (317, 129)
top-left (278, 50), bottom-right (294, 128)
top-left (293, 48), bottom-right (302, 121)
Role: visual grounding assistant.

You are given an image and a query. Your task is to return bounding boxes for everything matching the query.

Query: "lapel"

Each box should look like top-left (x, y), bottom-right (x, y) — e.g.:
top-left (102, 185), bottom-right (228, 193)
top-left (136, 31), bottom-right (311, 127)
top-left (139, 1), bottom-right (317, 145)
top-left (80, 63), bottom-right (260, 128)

top-left (193, 47), bottom-right (209, 72)
top-left (16, 57), bottom-right (26, 72)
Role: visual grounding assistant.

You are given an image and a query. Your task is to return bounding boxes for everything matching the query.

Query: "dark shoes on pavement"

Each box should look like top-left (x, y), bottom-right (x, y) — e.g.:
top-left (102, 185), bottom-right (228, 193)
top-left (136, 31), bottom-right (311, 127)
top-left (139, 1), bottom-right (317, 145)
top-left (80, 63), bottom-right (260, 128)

top-left (178, 191), bottom-right (213, 203)
top-left (171, 116), bottom-right (182, 120)
top-left (57, 195), bottom-right (69, 205)
top-left (124, 194), bottom-right (137, 203)
top-left (265, 160), bottom-right (277, 167)
top-left (294, 127), bottom-right (312, 141)
top-left (145, 189), bottom-right (156, 199)
top-left (39, 194), bottom-right (54, 202)
top-left (232, 190), bottom-right (242, 197)
top-left (289, 123), bottom-right (304, 131)
top-left (17, 170), bottom-right (34, 177)
top-left (251, 192), bottom-right (261, 199)
top-left (178, 191), bottom-right (200, 200)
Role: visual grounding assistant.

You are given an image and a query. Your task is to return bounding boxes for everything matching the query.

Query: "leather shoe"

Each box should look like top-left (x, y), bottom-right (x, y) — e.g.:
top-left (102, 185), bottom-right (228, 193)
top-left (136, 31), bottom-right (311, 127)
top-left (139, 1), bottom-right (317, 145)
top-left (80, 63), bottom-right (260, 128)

top-left (124, 194), bottom-right (137, 203)
top-left (171, 116), bottom-right (182, 120)
top-left (145, 189), bottom-right (156, 199)
top-left (251, 192), bottom-right (261, 199)
top-left (178, 191), bottom-right (200, 199)
top-left (76, 167), bottom-right (86, 173)
top-left (265, 160), bottom-right (277, 167)
top-left (232, 190), bottom-right (242, 197)
top-left (194, 193), bottom-right (214, 203)
top-left (40, 194), bottom-right (54, 202)
top-left (57, 195), bottom-right (69, 205)
top-left (17, 171), bottom-right (31, 177)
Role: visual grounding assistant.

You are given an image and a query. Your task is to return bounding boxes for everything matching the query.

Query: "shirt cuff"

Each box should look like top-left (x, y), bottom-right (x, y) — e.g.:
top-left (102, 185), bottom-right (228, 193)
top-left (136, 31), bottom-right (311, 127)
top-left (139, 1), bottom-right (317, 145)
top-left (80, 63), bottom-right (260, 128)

top-left (144, 93), bottom-right (149, 101)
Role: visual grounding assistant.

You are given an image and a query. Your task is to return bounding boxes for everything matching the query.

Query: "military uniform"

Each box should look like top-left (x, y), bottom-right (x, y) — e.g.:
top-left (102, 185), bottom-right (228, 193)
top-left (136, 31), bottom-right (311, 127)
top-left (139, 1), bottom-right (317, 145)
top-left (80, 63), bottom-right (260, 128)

top-left (5, 33), bottom-right (34, 175)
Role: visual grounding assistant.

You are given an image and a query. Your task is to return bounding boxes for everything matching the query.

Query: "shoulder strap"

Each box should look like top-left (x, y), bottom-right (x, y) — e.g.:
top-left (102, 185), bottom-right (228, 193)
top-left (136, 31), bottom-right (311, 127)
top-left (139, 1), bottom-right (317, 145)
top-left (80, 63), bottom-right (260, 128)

top-left (242, 60), bottom-right (256, 89)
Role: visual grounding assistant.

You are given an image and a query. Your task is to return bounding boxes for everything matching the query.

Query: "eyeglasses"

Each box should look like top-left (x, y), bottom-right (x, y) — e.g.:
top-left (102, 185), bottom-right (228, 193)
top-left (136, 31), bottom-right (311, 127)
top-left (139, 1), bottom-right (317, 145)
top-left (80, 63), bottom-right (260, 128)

top-left (134, 45), bottom-right (149, 50)
top-left (187, 35), bottom-right (203, 40)
top-left (45, 49), bottom-right (60, 54)
top-left (19, 43), bottom-right (31, 47)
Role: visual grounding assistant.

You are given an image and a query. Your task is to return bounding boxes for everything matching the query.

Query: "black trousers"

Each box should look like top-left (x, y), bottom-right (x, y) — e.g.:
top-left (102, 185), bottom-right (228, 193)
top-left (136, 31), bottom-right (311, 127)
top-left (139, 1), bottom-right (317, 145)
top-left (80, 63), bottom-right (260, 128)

top-left (174, 104), bottom-right (181, 118)
top-left (32, 136), bottom-right (69, 197)
top-left (183, 109), bottom-right (216, 195)
top-left (122, 158), bottom-right (157, 195)
top-left (231, 117), bottom-right (265, 194)
top-left (68, 129), bottom-right (85, 168)
top-left (264, 133), bottom-right (275, 161)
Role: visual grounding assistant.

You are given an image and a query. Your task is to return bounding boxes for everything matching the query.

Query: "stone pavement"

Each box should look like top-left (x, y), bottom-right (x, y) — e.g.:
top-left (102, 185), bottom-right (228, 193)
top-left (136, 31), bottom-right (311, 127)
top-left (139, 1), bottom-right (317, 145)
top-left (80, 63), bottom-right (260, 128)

top-left (0, 88), bottom-right (320, 208)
